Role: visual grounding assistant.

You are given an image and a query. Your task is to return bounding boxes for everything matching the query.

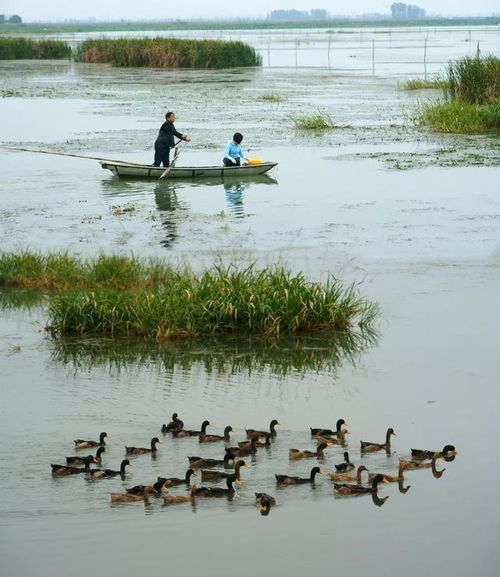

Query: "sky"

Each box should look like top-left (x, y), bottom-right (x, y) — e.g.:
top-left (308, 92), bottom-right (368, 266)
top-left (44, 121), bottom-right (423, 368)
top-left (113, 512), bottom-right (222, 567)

top-left (2, 1), bottom-right (499, 22)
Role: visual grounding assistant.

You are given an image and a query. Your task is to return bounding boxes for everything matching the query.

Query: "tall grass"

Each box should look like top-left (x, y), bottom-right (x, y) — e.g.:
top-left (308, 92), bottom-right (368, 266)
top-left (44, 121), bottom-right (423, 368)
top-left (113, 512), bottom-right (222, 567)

top-left (74, 38), bottom-right (261, 68)
top-left (291, 110), bottom-right (345, 130)
top-left (0, 37), bottom-right (71, 59)
top-left (417, 55), bottom-right (500, 133)
top-left (403, 78), bottom-right (448, 91)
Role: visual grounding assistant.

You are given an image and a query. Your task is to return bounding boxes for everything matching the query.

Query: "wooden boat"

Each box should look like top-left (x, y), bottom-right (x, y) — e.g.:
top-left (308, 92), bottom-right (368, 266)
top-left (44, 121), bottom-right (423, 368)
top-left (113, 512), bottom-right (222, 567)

top-left (100, 160), bottom-right (278, 179)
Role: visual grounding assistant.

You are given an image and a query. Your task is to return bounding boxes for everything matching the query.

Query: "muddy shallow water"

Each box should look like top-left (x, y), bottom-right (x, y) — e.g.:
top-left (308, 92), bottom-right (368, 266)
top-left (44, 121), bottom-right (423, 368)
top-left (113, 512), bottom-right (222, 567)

top-left (1, 27), bottom-right (500, 577)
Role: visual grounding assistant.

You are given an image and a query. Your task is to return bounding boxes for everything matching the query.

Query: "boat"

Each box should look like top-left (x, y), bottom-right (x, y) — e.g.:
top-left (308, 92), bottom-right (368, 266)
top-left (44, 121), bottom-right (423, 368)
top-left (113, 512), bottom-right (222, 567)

top-left (100, 160), bottom-right (278, 179)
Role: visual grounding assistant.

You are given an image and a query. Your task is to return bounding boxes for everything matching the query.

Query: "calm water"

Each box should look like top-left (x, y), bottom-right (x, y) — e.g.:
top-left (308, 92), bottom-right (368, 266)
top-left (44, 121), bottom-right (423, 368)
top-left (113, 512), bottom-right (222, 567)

top-left (1, 26), bottom-right (500, 577)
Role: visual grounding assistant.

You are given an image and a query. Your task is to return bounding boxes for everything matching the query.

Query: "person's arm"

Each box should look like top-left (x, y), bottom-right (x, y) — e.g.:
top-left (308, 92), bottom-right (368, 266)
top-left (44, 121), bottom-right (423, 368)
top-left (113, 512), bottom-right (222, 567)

top-left (168, 123), bottom-right (191, 142)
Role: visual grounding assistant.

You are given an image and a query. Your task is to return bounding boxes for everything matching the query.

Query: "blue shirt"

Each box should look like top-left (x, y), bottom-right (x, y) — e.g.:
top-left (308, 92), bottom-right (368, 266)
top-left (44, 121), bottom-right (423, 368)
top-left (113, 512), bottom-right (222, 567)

top-left (224, 141), bottom-right (246, 161)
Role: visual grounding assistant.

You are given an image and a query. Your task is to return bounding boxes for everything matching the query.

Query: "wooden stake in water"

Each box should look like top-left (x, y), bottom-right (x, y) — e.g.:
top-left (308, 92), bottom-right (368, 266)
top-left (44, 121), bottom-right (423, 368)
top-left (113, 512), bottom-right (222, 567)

top-left (424, 36), bottom-right (427, 80)
top-left (327, 34), bottom-right (331, 69)
top-left (372, 40), bottom-right (375, 75)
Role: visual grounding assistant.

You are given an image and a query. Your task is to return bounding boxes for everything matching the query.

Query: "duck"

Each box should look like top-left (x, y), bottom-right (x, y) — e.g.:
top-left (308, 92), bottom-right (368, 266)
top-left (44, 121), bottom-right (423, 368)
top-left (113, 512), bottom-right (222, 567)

top-left (126, 478), bottom-right (167, 496)
top-left (313, 429), bottom-right (349, 446)
top-left (238, 432), bottom-right (271, 449)
top-left (199, 425), bottom-right (234, 443)
top-left (410, 444), bottom-right (457, 460)
top-left (360, 427), bottom-right (396, 452)
top-left (65, 446), bottom-right (105, 466)
top-left (367, 461), bottom-right (406, 484)
top-left (310, 418), bottom-right (348, 437)
top-left (125, 437), bottom-right (162, 455)
top-left (110, 486), bottom-right (156, 503)
top-left (193, 474), bottom-right (241, 497)
top-left (88, 459), bottom-right (132, 479)
top-left (172, 420), bottom-right (211, 438)
top-left (275, 466), bottom-right (325, 485)
top-left (334, 451), bottom-right (355, 472)
top-left (289, 441), bottom-right (333, 460)
top-left (255, 492), bottom-right (276, 515)
top-left (188, 452), bottom-right (234, 469)
top-left (330, 464), bottom-right (368, 483)
top-left (225, 436), bottom-right (258, 458)
top-left (162, 485), bottom-right (197, 505)
top-left (334, 473), bottom-right (389, 495)
top-left (73, 432), bottom-right (109, 449)
top-left (161, 413), bottom-right (184, 434)
top-left (163, 468), bottom-right (197, 487)
top-left (246, 419), bottom-right (280, 439)
top-left (201, 460), bottom-right (249, 482)
top-left (51, 455), bottom-right (95, 476)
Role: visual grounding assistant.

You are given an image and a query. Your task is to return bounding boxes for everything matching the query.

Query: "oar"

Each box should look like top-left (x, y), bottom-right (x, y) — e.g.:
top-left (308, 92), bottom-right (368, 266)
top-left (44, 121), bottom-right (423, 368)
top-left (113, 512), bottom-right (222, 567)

top-left (159, 141), bottom-right (184, 180)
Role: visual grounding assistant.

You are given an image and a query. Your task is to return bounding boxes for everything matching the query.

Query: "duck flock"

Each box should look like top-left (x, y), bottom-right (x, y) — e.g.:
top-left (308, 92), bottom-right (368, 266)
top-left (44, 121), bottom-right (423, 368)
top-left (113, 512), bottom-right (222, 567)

top-left (51, 414), bottom-right (457, 514)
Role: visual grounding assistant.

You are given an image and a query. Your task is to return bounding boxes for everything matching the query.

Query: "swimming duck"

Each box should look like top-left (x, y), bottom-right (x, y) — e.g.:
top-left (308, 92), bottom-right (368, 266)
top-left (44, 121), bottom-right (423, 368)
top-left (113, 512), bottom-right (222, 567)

top-left (275, 466), bottom-right (325, 485)
top-left (410, 444), bottom-right (457, 460)
top-left (88, 459), bottom-right (132, 479)
top-left (172, 420), bottom-right (211, 438)
top-left (334, 451), bottom-right (355, 472)
top-left (73, 432), bottom-right (109, 449)
top-left (161, 413), bottom-right (184, 434)
top-left (193, 474), bottom-right (241, 497)
top-left (125, 437), bottom-right (162, 455)
top-left (225, 436), bottom-right (258, 458)
top-left (238, 433), bottom-right (271, 449)
top-left (329, 465), bottom-right (368, 483)
top-left (334, 473), bottom-right (389, 495)
top-left (313, 429), bottom-right (349, 446)
top-left (188, 453), bottom-right (234, 469)
top-left (199, 425), bottom-right (234, 443)
top-left (289, 441), bottom-right (333, 460)
top-left (201, 460), bottom-right (249, 482)
top-left (163, 468), bottom-right (197, 487)
top-left (110, 486), bottom-right (156, 503)
top-left (65, 446), bottom-right (105, 466)
top-left (310, 419), bottom-right (348, 437)
top-left (367, 461), bottom-right (406, 484)
top-left (255, 492), bottom-right (276, 515)
top-left (125, 478), bottom-right (167, 496)
top-left (360, 428), bottom-right (396, 452)
top-left (51, 455), bottom-right (95, 476)
top-left (162, 485), bottom-right (197, 505)
top-left (246, 419), bottom-right (280, 438)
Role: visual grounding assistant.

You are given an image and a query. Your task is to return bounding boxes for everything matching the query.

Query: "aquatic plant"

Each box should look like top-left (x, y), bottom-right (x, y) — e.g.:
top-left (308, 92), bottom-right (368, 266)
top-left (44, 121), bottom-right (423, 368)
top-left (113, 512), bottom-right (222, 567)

top-left (0, 37), bottom-right (71, 59)
top-left (403, 78), bottom-right (448, 91)
top-left (445, 55), bottom-right (500, 105)
top-left (416, 99), bottom-right (500, 133)
top-left (291, 110), bottom-right (344, 130)
top-left (74, 38), bottom-right (261, 69)
top-left (260, 93), bottom-right (284, 102)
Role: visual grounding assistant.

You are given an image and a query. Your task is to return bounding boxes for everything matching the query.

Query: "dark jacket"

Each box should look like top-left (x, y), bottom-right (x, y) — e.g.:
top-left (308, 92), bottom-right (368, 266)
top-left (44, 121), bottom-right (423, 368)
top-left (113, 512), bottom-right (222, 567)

top-left (155, 121), bottom-right (183, 148)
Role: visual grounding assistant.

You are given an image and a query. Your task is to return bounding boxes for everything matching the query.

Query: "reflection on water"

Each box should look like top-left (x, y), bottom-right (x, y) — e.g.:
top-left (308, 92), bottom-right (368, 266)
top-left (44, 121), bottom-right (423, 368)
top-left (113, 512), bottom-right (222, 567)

top-left (224, 181), bottom-right (246, 218)
top-left (49, 330), bottom-right (378, 377)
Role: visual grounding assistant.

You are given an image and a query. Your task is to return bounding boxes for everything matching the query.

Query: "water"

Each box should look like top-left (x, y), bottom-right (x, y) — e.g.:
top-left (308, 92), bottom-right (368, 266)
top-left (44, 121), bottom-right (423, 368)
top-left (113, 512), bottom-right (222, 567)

top-left (1, 25), bottom-right (500, 577)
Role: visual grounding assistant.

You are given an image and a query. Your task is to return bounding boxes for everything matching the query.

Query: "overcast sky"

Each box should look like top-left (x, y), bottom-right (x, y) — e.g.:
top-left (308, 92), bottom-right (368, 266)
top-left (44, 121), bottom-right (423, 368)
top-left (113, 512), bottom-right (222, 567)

top-left (2, 1), bottom-right (499, 22)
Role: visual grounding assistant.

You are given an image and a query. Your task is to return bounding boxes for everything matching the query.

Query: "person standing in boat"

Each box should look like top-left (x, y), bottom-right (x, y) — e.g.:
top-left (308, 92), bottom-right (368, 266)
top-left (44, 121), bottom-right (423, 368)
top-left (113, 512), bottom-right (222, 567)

top-left (153, 112), bottom-right (190, 167)
top-left (223, 132), bottom-right (249, 167)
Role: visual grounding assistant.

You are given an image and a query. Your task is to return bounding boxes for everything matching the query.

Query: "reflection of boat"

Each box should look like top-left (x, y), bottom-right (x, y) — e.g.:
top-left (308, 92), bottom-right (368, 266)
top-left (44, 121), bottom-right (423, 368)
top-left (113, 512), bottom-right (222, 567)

top-left (100, 160), bottom-right (278, 179)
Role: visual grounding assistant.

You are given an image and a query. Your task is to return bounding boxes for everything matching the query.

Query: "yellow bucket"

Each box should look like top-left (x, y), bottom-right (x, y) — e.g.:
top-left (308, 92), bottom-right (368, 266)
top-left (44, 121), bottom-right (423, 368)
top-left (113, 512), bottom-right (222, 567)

top-left (248, 157), bottom-right (262, 165)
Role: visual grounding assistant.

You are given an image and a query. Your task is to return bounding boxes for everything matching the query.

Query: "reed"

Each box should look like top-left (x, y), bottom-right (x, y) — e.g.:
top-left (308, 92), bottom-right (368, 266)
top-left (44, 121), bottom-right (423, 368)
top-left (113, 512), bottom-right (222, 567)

top-left (260, 93), bottom-right (284, 102)
top-left (291, 110), bottom-right (344, 130)
top-left (403, 78), bottom-right (448, 91)
top-left (417, 100), bottom-right (500, 133)
top-left (74, 38), bottom-right (261, 68)
top-left (446, 55), bottom-right (500, 105)
top-left (0, 37), bottom-right (71, 59)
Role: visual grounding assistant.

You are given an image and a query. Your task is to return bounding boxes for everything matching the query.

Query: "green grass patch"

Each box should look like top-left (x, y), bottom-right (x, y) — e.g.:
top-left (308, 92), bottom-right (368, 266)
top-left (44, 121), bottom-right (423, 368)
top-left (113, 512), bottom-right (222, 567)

top-left (74, 37), bottom-right (261, 68)
top-left (0, 252), bottom-right (378, 340)
top-left (416, 100), bottom-right (500, 133)
top-left (260, 93), bottom-right (284, 102)
top-left (0, 37), bottom-right (71, 59)
top-left (446, 55), bottom-right (500, 105)
top-left (403, 78), bottom-right (448, 91)
top-left (291, 110), bottom-right (345, 130)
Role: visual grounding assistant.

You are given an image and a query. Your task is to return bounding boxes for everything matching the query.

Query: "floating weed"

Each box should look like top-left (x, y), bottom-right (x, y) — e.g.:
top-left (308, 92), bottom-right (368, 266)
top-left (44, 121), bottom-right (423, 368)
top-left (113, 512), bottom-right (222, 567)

top-left (260, 93), bottom-right (284, 102)
top-left (291, 110), bottom-right (346, 130)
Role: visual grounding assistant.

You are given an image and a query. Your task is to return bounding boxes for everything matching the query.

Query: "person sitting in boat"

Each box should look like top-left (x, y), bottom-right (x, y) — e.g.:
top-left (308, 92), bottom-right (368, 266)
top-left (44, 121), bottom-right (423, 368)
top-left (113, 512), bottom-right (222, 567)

top-left (223, 132), bottom-right (249, 167)
top-left (153, 111), bottom-right (190, 168)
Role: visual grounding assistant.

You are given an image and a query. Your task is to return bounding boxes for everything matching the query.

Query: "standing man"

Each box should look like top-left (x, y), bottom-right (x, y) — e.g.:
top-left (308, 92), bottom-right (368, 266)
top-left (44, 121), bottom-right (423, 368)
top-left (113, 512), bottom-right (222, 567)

top-left (153, 112), bottom-right (191, 167)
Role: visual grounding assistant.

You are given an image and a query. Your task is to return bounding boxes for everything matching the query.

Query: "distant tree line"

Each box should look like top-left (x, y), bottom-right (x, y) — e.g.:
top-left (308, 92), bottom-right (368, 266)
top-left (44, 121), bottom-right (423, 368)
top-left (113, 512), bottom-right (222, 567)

top-left (268, 10), bottom-right (328, 21)
top-left (390, 3), bottom-right (426, 19)
top-left (0, 14), bottom-right (23, 24)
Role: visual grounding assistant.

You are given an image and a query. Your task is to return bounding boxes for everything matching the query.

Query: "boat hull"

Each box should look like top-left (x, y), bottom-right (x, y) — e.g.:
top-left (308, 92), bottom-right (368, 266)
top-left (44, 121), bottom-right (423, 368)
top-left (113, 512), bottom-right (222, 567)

top-left (100, 161), bottom-right (278, 179)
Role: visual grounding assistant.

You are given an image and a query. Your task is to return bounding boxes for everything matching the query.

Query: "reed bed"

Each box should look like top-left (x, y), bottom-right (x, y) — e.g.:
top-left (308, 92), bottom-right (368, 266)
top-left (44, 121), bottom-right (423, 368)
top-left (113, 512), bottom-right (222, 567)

top-left (403, 78), bottom-right (448, 91)
top-left (0, 37), bottom-right (71, 59)
top-left (74, 38), bottom-right (261, 68)
top-left (417, 55), bottom-right (500, 133)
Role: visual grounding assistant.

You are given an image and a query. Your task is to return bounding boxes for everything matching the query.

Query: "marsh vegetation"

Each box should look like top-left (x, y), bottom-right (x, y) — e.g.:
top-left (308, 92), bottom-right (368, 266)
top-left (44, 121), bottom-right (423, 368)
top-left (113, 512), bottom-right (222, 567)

top-left (0, 37), bottom-right (71, 59)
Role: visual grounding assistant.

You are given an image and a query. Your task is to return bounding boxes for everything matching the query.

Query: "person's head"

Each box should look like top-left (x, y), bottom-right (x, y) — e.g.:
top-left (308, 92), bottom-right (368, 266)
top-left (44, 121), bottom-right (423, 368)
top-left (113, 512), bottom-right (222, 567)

top-left (233, 132), bottom-right (243, 144)
top-left (166, 111), bottom-right (175, 122)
